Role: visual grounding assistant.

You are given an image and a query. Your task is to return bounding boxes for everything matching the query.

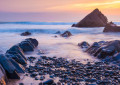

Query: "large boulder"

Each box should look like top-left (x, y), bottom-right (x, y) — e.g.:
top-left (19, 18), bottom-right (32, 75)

top-left (72, 8), bottom-right (108, 27)
top-left (0, 54), bottom-right (20, 79)
top-left (103, 22), bottom-right (120, 32)
top-left (19, 41), bottom-right (34, 52)
top-left (6, 52), bottom-right (27, 65)
top-left (79, 40), bottom-right (120, 59)
top-left (9, 58), bottom-right (25, 73)
top-left (25, 38), bottom-right (39, 47)
top-left (61, 31), bottom-right (72, 37)
top-left (7, 45), bottom-right (26, 60)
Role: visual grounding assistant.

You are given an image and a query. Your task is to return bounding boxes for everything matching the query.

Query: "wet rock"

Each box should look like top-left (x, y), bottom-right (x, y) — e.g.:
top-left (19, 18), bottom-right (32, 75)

top-left (19, 83), bottom-right (24, 85)
top-left (6, 53), bottom-right (27, 65)
top-left (25, 38), bottom-right (39, 47)
top-left (72, 8), bottom-right (108, 27)
top-left (7, 45), bottom-right (26, 60)
top-left (55, 31), bottom-right (61, 34)
top-left (43, 79), bottom-right (54, 85)
top-left (21, 31), bottom-right (31, 36)
top-left (80, 40), bottom-right (120, 60)
top-left (78, 41), bottom-right (90, 51)
top-left (0, 54), bottom-right (20, 79)
top-left (9, 58), bottom-right (25, 73)
top-left (19, 41), bottom-right (34, 52)
top-left (103, 22), bottom-right (120, 32)
top-left (61, 31), bottom-right (72, 37)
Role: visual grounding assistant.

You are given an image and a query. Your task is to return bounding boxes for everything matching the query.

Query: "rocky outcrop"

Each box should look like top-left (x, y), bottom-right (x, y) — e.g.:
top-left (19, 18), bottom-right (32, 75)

top-left (78, 40), bottom-right (120, 63)
top-left (61, 31), bottom-right (72, 37)
top-left (0, 38), bottom-right (39, 84)
top-left (21, 31), bottom-right (31, 36)
top-left (72, 8), bottom-right (108, 27)
top-left (103, 22), bottom-right (120, 32)
top-left (0, 54), bottom-right (20, 79)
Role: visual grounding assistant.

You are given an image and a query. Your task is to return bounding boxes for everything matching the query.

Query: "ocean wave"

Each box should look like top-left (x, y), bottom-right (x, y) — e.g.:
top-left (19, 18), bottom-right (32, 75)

top-left (0, 22), bottom-right (75, 25)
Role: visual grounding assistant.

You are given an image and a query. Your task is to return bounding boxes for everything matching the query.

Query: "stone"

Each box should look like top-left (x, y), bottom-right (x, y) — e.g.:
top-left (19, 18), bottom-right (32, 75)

top-left (20, 31), bottom-right (31, 36)
top-left (61, 31), bottom-right (72, 37)
top-left (55, 31), bottom-right (61, 34)
top-left (9, 58), bottom-right (25, 73)
top-left (72, 8), bottom-right (108, 27)
top-left (0, 54), bottom-right (20, 79)
top-left (7, 45), bottom-right (26, 60)
top-left (6, 53), bottom-right (27, 65)
top-left (19, 41), bottom-right (34, 52)
top-left (43, 79), bottom-right (54, 85)
top-left (25, 38), bottom-right (39, 47)
top-left (103, 22), bottom-right (120, 32)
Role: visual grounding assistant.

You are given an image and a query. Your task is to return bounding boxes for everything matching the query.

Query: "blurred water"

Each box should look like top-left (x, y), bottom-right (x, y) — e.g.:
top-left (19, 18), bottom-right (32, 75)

top-left (1, 22), bottom-right (120, 85)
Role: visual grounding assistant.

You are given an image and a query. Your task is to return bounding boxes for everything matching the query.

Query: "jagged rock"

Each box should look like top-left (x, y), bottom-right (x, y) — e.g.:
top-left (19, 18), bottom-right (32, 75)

top-left (9, 58), bottom-right (25, 73)
top-left (21, 31), bottom-right (31, 36)
top-left (0, 54), bottom-right (20, 79)
top-left (72, 8), bottom-right (108, 27)
top-left (103, 22), bottom-right (120, 32)
top-left (7, 45), bottom-right (26, 60)
top-left (0, 64), bottom-right (7, 85)
top-left (19, 41), bottom-right (34, 52)
top-left (79, 40), bottom-right (120, 59)
top-left (61, 31), bottom-right (72, 37)
top-left (25, 38), bottom-right (38, 47)
top-left (6, 52), bottom-right (27, 65)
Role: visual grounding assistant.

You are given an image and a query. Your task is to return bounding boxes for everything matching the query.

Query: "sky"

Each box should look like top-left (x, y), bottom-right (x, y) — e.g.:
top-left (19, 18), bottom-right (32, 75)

top-left (0, 0), bottom-right (120, 22)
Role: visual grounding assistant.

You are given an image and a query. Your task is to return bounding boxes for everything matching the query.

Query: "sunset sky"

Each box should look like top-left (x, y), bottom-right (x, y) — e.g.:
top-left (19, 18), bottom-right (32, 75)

top-left (0, 0), bottom-right (120, 22)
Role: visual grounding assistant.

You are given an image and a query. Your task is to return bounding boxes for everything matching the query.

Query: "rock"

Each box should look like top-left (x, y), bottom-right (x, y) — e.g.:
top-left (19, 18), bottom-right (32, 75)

top-left (43, 79), bottom-right (54, 85)
top-left (0, 54), bottom-right (20, 79)
top-left (78, 41), bottom-right (90, 50)
top-left (19, 41), bottom-right (34, 52)
top-left (9, 58), bottom-right (25, 73)
top-left (79, 40), bottom-right (120, 60)
top-left (6, 52), bottom-right (27, 65)
top-left (0, 64), bottom-right (7, 85)
top-left (103, 22), bottom-right (120, 32)
top-left (55, 31), bottom-right (61, 34)
top-left (25, 38), bottom-right (39, 47)
top-left (61, 31), bottom-right (72, 37)
top-left (20, 31), bottom-right (31, 36)
top-left (72, 8), bottom-right (108, 27)
top-left (7, 45), bottom-right (26, 60)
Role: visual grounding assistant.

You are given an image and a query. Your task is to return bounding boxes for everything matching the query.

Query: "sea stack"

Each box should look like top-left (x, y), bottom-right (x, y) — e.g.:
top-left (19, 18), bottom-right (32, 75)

top-left (72, 8), bottom-right (108, 27)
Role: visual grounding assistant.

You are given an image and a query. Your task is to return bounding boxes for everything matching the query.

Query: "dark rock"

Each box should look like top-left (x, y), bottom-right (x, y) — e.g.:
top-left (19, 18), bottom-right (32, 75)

top-left (43, 79), bottom-right (54, 85)
top-left (61, 31), bottom-right (72, 37)
top-left (25, 38), bottom-right (39, 47)
top-left (9, 58), bottom-right (25, 73)
top-left (72, 8), bottom-right (108, 27)
top-left (21, 31), bottom-right (31, 36)
top-left (55, 31), bottom-right (61, 34)
top-left (0, 54), bottom-right (20, 79)
top-left (79, 40), bottom-right (120, 60)
top-left (19, 41), bottom-right (34, 52)
top-left (7, 45), bottom-right (26, 60)
top-left (6, 52), bottom-right (27, 65)
top-left (103, 22), bottom-right (120, 32)
top-left (78, 41), bottom-right (90, 50)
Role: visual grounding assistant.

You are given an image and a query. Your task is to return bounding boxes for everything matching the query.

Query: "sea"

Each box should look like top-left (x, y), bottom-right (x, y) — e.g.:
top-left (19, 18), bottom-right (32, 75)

top-left (0, 22), bottom-right (120, 84)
